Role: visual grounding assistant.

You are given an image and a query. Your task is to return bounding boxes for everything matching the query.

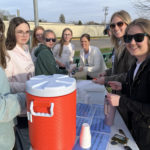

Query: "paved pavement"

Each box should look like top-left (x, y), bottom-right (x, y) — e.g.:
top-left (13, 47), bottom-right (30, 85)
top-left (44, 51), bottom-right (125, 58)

top-left (72, 38), bottom-right (113, 51)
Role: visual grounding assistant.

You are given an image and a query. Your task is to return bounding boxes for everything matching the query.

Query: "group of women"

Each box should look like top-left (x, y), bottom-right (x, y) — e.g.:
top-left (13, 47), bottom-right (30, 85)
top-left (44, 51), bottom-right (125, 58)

top-left (0, 9), bottom-right (150, 150)
top-left (31, 26), bottom-right (107, 78)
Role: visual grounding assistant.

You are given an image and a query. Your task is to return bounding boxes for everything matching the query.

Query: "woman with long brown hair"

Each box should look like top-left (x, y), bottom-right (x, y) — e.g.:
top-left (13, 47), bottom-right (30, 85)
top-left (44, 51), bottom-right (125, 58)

top-left (5, 17), bottom-right (35, 150)
top-left (53, 28), bottom-right (75, 69)
top-left (0, 18), bottom-right (26, 150)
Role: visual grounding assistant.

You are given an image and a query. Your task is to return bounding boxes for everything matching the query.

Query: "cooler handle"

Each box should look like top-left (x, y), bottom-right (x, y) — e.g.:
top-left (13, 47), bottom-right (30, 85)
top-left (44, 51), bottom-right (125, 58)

top-left (30, 101), bottom-right (54, 117)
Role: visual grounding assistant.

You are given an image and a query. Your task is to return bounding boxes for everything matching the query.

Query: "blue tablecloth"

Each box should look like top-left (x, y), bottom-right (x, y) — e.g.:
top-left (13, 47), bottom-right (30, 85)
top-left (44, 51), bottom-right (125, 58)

top-left (73, 103), bottom-right (111, 150)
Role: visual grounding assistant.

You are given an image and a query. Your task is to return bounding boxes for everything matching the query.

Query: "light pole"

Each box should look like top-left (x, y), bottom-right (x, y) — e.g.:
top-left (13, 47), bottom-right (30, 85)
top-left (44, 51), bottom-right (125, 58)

top-left (33, 0), bottom-right (39, 26)
top-left (103, 7), bottom-right (108, 27)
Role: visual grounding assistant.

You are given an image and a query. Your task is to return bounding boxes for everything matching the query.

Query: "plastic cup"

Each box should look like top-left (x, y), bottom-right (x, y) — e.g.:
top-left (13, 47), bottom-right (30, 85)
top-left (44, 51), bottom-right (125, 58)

top-left (104, 98), bottom-right (116, 126)
top-left (79, 123), bottom-right (91, 149)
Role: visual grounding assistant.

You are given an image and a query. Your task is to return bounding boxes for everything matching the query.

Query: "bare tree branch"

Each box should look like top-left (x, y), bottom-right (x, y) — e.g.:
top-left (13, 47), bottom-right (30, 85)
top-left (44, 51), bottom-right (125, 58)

top-left (130, 0), bottom-right (150, 18)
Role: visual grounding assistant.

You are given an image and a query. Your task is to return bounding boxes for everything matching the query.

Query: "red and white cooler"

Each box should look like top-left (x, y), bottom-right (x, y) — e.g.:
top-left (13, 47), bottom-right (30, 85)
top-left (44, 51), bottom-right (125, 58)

top-left (26, 74), bottom-right (76, 150)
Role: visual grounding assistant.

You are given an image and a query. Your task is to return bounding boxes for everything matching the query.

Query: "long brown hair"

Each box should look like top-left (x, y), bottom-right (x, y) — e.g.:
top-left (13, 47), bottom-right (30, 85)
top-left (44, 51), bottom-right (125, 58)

top-left (59, 28), bottom-right (72, 57)
top-left (5, 17), bottom-right (30, 50)
top-left (0, 18), bottom-right (8, 69)
top-left (31, 26), bottom-right (44, 48)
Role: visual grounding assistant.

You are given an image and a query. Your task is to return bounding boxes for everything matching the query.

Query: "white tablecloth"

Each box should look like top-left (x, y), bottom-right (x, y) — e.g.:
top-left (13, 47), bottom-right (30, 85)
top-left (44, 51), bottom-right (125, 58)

top-left (77, 80), bottom-right (106, 105)
top-left (77, 80), bottom-right (139, 150)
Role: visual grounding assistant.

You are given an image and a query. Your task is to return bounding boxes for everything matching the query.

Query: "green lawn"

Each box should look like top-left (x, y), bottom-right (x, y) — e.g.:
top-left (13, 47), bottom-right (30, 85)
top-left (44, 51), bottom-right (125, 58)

top-left (74, 48), bottom-right (112, 68)
top-left (75, 48), bottom-right (112, 57)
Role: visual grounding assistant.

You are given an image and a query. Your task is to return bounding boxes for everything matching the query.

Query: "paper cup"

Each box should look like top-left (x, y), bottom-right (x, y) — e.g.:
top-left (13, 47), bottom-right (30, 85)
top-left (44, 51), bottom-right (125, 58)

top-left (79, 123), bottom-right (91, 149)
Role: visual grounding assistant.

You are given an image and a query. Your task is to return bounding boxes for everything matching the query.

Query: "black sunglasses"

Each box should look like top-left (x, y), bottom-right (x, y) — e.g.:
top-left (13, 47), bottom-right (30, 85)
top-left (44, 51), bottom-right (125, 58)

top-left (45, 38), bottom-right (56, 42)
top-left (124, 33), bottom-right (149, 43)
top-left (110, 21), bottom-right (124, 29)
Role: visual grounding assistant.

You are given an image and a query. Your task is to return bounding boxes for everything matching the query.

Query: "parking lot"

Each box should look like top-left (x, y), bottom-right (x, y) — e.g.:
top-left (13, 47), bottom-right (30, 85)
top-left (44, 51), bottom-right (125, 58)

top-left (72, 38), bottom-right (113, 51)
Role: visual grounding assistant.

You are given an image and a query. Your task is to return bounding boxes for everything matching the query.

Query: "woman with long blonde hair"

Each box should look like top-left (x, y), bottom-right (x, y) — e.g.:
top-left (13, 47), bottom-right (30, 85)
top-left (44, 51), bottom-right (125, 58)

top-left (94, 10), bottom-right (136, 126)
top-left (107, 18), bottom-right (150, 150)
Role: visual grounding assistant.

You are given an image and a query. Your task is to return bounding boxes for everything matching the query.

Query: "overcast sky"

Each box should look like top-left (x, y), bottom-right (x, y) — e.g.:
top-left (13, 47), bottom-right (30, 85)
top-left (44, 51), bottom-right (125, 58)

top-left (0, 0), bottom-right (139, 23)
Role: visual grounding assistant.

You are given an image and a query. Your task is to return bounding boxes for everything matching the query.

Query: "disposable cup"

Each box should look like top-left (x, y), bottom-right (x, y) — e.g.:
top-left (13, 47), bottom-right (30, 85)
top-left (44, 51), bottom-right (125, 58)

top-left (79, 123), bottom-right (91, 149)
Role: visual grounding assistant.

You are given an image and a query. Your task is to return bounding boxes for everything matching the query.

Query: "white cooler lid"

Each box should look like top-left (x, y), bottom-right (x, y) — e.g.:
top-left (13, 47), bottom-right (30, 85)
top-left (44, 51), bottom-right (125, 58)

top-left (26, 74), bottom-right (76, 97)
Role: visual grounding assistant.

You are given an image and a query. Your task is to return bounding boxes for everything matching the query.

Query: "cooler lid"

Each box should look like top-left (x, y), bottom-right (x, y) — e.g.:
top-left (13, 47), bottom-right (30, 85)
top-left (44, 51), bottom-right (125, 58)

top-left (26, 74), bottom-right (76, 97)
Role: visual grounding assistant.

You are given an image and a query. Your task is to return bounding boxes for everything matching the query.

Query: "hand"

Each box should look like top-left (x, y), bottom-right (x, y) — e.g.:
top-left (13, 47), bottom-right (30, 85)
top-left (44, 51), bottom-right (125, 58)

top-left (99, 72), bottom-right (106, 77)
top-left (108, 81), bottom-right (122, 91)
top-left (78, 66), bottom-right (83, 72)
top-left (107, 93), bottom-right (120, 106)
top-left (56, 60), bottom-right (65, 67)
top-left (59, 63), bottom-right (65, 67)
top-left (92, 77), bottom-right (105, 85)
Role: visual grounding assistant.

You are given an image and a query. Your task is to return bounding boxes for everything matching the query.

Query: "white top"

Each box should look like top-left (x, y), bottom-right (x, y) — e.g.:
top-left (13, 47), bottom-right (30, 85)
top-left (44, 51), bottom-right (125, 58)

top-left (53, 43), bottom-right (75, 65)
top-left (133, 62), bottom-right (142, 80)
top-left (5, 44), bottom-right (35, 93)
top-left (26, 74), bottom-right (76, 97)
top-left (80, 46), bottom-right (107, 78)
top-left (31, 43), bottom-right (42, 64)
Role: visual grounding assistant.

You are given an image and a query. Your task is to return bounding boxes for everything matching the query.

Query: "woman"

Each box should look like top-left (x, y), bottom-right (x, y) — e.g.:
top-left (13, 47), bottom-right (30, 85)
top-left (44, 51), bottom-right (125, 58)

top-left (107, 18), bottom-right (150, 150)
top-left (94, 10), bottom-right (135, 84)
top-left (93, 10), bottom-right (136, 125)
top-left (53, 27), bottom-right (75, 69)
top-left (35, 29), bottom-right (68, 75)
top-left (5, 17), bottom-right (34, 150)
top-left (0, 18), bottom-right (26, 150)
top-left (5, 17), bottom-right (34, 93)
top-left (31, 26), bottom-right (44, 63)
top-left (79, 33), bottom-right (107, 79)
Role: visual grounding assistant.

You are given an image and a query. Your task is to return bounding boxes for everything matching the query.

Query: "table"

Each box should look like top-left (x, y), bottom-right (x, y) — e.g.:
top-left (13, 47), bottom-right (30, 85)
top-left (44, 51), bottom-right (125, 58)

top-left (75, 80), bottom-right (139, 150)
top-left (107, 110), bottom-right (139, 150)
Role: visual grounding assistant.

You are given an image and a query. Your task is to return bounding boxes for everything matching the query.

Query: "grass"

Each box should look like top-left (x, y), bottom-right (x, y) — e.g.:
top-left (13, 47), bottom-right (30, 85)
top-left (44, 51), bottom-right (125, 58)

top-left (74, 47), bottom-right (112, 68)
top-left (74, 47), bottom-right (112, 57)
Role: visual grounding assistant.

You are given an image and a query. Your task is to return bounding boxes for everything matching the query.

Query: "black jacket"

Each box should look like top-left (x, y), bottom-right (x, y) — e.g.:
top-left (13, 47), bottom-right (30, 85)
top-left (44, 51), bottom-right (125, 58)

top-left (120, 56), bottom-right (150, 127)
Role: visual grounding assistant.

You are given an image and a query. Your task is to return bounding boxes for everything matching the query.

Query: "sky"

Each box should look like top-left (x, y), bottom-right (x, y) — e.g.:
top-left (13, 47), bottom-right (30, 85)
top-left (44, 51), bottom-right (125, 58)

top-left (0, 0), bottom-right (140, 23)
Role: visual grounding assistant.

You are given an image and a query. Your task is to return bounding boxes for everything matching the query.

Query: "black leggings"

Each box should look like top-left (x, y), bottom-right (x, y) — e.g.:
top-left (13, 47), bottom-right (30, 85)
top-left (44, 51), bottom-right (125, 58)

top-left (15, 117), bottom-right (31, 150)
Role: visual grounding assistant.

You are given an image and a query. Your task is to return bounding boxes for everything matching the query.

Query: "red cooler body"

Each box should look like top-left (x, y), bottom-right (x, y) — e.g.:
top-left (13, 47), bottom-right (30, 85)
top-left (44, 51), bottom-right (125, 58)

top-left (26, 74), bottom-right (76, 150)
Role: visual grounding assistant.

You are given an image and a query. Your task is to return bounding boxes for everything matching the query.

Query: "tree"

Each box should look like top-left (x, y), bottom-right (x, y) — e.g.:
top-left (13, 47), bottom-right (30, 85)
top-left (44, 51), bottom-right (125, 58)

top-left (86, 21), bottom-right (100, 25)
top-left (131, 0), bottom-right (150, 18)
top-left (78, 20), bottom-right (82, 25)
top-left (3, 16), bottom-right (8, 21)
top-left (59, 14), bottom-right (65, 23)
top-left (0, 10), bottom-right (10, 19)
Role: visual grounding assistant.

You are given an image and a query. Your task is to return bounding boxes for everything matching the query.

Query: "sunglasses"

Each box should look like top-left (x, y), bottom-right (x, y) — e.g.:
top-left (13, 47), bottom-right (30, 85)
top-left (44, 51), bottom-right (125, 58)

top-left (111, 129), bottom-right (132, 150)
top-left (36, 34), bottom-right (43, 37)
top-left (124, 33), bottom-right (149, 43)
top-left (110, 21), bottom-right (124, 29)
top-left (45, 38), bottom-right (56, 42)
